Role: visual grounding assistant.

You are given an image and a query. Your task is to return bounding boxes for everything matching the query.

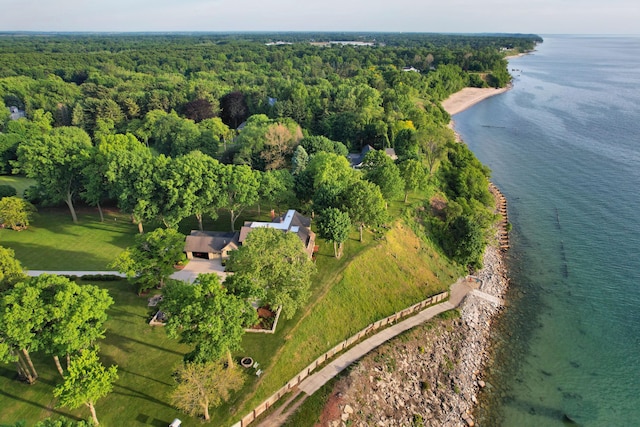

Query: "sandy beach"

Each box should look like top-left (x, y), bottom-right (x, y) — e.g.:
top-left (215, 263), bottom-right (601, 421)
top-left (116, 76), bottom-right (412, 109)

top-left (441, 86), bottom-right (510, 116)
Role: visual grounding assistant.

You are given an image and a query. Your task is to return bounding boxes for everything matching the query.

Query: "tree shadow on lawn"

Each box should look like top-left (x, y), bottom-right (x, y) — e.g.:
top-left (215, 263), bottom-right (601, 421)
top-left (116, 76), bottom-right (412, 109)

top-left (0, 388), bottom-right (81, 420)
top-left (106, 332), bottom-right (185, 357)
top-left (117, 367), bottom-right (173, 387)
top-left (134, 414), bottom-right (172, 427)
top-left (112, 383), bottom-right (175, 409)
top-left (0, 366), bottom-right (58, 388)
top-left (107, 306), bottom-right (149, 323)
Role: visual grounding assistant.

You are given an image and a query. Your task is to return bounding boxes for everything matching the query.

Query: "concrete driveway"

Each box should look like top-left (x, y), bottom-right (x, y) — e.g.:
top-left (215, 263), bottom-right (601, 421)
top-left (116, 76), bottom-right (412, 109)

top-left (170, 258), bottom-right (229, 283)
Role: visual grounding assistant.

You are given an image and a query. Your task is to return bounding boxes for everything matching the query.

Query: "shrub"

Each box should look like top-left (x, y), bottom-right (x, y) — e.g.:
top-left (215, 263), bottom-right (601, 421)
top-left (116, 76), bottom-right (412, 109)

top-left (0, 196), bottom-right (36, 230)
top-left (0, 184), bottom-right (17, 198)
top-left (80, 274), bottom-right (124, 281)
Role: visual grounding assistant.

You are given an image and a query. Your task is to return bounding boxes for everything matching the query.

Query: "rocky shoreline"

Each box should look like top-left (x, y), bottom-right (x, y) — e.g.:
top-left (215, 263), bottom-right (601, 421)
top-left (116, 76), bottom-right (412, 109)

top-left (314, 85), bottom-right (513, 427)
top-left (318, 240), bottom-right (509, 427)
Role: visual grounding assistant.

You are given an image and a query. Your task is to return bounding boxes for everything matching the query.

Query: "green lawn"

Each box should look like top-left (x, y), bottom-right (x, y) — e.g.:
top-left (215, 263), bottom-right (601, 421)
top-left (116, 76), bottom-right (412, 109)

top-left (0, 279), bottom-right (199, 426)
top-left (0, 201), bottom-right (273, 271)
top-left (0, 176), bottom-right (36, 197)
top-left (0, 208), bottom-right (138, 270)
top-left (215, 220), bottom-right (462, 425)
top-left (0, 197), bottom-right (464, 426)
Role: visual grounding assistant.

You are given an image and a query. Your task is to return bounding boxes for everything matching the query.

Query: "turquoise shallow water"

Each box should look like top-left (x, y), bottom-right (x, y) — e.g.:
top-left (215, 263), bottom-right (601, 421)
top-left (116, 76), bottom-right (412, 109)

top-left (453, 36), bottom-right (640, 426)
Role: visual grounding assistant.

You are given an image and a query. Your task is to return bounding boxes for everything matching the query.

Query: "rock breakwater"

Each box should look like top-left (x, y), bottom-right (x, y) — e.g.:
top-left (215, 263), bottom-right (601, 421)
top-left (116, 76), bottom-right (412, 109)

top-left (317, 246), bottom-right (509, 427)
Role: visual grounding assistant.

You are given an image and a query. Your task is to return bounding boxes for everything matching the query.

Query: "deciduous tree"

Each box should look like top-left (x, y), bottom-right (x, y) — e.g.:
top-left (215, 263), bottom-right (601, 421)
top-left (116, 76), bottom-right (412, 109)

top-left (99, 133), bottom-right (156, 233)
top-left (53, 347), bottom-right (118, 426)
top-left (0, 278), bottom-right (47, 383)
top-left (182, 98), bottom-right (216, 123)
top-left (317, 208), bottom-right (351, 258)
top-left (160, 274), bottom-right (256, 364)
top-left (163, 151), bottom-right (225, 230)
top-left (226, 227), bottom-right (316, 319)
top-left (258, 169), bottom-right (294, 216)
top-left (0, 246), bottom-right (27, 292)
top-left (398, 159), bottom-right (427, 203)
top-left (260, 122), bottom-right (301, 171)
top-left (300, 135), bottom-right (348, 157)
top-left (39, 277), bottom-right (113, 377)
top-left (170, 360), bottom-right (244, 421)
top-left (0, 196), bottom-right (36, 230)
top-left (15, 126), bottom-right (92, 223)
top-left (362, 150), bottom-right (404, 202)
top-left (198, 117), bottom-right (232, 154)
top-left (342, 180), bottom-right (388, 242)
top-left (220, 91), bottom-right (248, 129)
top-left (219, 164), bottom-right (259, 231)
top-left (110, 228), bottom-right (185, 293)
top-left (306, 151), bottom-right (358, 192)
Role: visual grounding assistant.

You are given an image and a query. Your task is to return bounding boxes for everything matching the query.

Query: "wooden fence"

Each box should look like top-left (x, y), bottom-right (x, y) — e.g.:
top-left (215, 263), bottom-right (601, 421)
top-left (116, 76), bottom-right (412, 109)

top-left (234, 290), bottom-right (449, 427)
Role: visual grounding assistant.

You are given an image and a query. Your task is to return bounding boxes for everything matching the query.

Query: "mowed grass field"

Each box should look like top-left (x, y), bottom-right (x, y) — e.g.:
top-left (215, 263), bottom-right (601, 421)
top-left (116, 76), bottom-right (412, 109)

top-left (0, 279), bottom-right (199, 426)
top-left (0, 180), bottom-right (463, 426)
top-left (0, 176), bottom-right (36, 197)
top-left (0, 208), bottom-right (138, 270)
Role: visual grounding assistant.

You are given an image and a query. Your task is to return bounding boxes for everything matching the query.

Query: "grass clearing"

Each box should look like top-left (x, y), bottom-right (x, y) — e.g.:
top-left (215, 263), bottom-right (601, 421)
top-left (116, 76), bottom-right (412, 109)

top-left (0, 176), bottom-right (36, 197)
top-left (0, 196), bottom-right (272, 271)
top-left (0, 208), bottom-right (138, 270)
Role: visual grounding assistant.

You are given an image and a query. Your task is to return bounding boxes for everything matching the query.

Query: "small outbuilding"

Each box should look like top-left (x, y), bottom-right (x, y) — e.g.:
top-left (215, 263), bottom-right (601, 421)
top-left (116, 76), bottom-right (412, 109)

top-left (184, 231), bottom-right (239, 260)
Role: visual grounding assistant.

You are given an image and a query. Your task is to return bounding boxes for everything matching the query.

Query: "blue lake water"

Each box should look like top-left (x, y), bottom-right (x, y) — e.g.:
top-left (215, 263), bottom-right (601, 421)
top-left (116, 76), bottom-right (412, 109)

top-left (453, 36), bottom-right (640, 426)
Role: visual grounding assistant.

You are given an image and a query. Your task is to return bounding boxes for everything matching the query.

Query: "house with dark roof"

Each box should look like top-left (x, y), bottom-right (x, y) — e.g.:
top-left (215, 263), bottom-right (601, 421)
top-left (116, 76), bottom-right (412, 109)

top-left (184, 231), bottom-right (239, 260)
top-left (183, 210), bottom-right (316, 260)
top-left (347, 145), bottom-right (375, 168)
top-left (348, 145), bottom-right (398, 168)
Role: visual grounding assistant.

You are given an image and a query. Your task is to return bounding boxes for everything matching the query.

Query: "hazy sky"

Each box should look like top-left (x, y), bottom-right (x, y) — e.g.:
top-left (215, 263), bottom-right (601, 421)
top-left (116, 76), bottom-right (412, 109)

top-left (1, 0), bottom-right (638, 34)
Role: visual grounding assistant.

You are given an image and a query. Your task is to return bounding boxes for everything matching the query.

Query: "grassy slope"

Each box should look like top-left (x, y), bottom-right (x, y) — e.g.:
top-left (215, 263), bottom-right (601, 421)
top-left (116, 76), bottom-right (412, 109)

top-left (217, 220), bottom-right (462, 425)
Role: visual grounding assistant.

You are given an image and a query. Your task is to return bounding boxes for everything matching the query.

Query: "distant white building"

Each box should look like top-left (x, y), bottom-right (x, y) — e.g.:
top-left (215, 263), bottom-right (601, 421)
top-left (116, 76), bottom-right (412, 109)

top-left (8, 106), bottom-right (25, 121)
top-left (265, 41), bottom-right (293, 46)
top-left (330, 41), bottom-right (375, 47)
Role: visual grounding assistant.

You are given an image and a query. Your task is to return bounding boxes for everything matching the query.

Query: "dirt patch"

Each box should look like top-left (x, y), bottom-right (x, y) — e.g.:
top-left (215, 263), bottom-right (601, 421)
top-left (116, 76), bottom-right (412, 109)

top-left (315, 380), bottom-right (348, 427)
top-left (257, 307), bottom-right (275, 318)
top-left (430, 195), bottom-right (447, 219)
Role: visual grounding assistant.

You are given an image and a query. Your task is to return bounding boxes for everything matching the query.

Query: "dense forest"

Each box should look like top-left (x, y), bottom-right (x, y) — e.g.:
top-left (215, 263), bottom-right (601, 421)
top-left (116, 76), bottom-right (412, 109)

top-left (0, 32), bottom-right (540, 265)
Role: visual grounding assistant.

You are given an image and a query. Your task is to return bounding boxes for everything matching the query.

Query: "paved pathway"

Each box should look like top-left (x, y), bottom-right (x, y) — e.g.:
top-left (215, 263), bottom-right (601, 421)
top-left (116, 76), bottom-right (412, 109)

top-left (25, 258), bottom-right (228, 283)
top-left (470, 289), bottom-right (504, 305)
top-left (255, 279), bottom-right (475, 427)
top-left (169, 258), bottom-right (228, 283)
top-left (26, 270), bottom-right (126, 277)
